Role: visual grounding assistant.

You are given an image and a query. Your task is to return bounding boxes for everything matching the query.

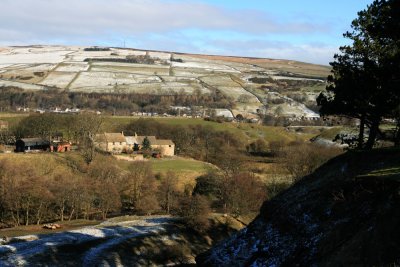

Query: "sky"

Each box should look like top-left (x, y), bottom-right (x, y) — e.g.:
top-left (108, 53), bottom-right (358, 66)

top-left (0, 0), bottom-right (373, 65)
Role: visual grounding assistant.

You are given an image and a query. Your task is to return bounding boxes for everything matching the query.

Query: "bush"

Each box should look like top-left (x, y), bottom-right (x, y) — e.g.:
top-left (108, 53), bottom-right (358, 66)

top-left (280, 142), bottom-right (343, 181)
top-left (179, 195), bottom-right (211, 233)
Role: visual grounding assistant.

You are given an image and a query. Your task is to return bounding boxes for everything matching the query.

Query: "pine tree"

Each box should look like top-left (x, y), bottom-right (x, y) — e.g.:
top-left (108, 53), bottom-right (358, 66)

top-left (317, 0), bottom-right (400, 149)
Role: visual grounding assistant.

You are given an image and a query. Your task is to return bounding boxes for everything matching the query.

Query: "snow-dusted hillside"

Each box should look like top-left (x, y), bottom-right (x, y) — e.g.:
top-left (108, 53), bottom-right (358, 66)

top-left (0, 45), bottom-right (329, 118)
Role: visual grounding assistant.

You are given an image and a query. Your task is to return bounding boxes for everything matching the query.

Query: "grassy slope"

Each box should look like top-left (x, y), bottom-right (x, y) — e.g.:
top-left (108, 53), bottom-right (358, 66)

top-left (0, 113), bottom-right (305, 144)
top-left (102, 116), bottom-right (310, 143)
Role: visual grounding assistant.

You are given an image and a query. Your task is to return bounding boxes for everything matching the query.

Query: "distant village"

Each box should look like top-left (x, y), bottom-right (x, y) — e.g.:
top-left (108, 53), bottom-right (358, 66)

top-left (13, 104), bottom-right (321, 124)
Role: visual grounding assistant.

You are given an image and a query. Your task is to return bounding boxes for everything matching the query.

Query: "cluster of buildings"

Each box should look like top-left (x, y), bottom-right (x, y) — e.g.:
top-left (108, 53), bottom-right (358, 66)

top-left (14, 132), bottom-right (175, 157)
top-left (95, 132), bottom-right (175, 156)
top-left (15, 107), bottom-right (81, 114)
top-left (131, 107), bottom-right (236, 121)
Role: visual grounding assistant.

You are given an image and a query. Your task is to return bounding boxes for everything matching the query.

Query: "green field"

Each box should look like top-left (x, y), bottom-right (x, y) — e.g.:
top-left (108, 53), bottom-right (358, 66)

top-left (150, 157), bottom-right (215, 174)
top-left (102, 116), bottom-right (308, 143)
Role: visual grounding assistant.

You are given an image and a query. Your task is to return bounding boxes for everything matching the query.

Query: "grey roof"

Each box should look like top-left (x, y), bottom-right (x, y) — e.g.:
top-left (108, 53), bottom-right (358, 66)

top-left (20, 138), bottom-right (49, 146)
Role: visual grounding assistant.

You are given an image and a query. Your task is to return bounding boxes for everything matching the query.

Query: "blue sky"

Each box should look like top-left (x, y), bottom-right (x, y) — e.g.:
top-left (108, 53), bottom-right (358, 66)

top-left (0, 0), bottom-right (373, 65)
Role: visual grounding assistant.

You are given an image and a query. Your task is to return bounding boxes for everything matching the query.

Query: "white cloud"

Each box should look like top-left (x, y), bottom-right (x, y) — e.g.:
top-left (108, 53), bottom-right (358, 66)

top-left (0, 0), bottom-right (337, 64)
top-left (0, 0), bottom-right (329, 39)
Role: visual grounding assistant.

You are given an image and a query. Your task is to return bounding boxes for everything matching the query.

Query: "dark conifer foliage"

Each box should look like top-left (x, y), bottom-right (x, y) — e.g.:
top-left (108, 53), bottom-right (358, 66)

top-left (318, 0), bottom-right (400, 149)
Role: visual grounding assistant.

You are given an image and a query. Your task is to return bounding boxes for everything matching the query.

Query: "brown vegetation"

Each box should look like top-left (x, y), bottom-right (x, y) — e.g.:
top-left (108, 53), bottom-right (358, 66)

top-left (0, 86), bottom-right (234, 115)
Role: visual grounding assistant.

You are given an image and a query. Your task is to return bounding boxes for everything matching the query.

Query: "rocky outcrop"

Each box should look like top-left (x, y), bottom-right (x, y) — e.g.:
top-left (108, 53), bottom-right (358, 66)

top-left (197, 149), bottom-right (400, 266)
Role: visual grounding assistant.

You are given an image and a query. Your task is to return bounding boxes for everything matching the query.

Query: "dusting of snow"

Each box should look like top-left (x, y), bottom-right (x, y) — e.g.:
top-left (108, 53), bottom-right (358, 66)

top-left (0, 216), bottom-right (174, 266)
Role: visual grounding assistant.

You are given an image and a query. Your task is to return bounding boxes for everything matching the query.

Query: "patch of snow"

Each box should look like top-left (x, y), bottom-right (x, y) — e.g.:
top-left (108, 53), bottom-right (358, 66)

top-left (0, 80), bottom-right (46, 90)
top-left (0, 216), bottom-right (174, 266)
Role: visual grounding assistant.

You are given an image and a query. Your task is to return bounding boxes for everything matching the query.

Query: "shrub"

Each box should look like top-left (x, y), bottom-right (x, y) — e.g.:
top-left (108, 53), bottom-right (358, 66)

top-left (179, 195), bottom-right (211, 233)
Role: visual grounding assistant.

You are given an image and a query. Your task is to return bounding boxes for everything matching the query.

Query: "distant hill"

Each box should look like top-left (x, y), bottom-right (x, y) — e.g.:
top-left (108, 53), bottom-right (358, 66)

top-left (197, 148), bottom-right (400, 266)
top-left (0, 45), bottom-right (330, 118)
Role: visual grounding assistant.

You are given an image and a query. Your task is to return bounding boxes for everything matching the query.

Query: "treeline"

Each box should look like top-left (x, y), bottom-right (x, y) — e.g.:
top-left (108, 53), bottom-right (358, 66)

top-left (0, 157), bottom-right (173, 226)
top-left (0, 86), bottom-right (234, 115)
top-left (83, 47), bottom-right (111, 51)
top-left (84, 54), bottom-right (168, 65)
top-left (0, 154), bottom-right (266, 231)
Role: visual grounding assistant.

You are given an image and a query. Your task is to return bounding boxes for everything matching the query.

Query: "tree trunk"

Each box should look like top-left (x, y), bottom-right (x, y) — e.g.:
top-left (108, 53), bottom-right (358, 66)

top-left (365, 118), bottom-right (380, 150)
top-left (60, 200), bottom-right (65, 222)
top-left (11, 211), bottom-right (18, 227)
top-left (16, 209), bottom-right (20, 226)
top-left (357, 115), bottom-right (365, 149)
top-left (166, 191), bottom-right (170, 214)
top-left (68, 208), bottom-right (75, 221)
top-left (36, 202), bottom-right (43, 225)
top-left (25, 207), bottom-right (29, 226)
top-left (395, 119), bottom-right (400, 147)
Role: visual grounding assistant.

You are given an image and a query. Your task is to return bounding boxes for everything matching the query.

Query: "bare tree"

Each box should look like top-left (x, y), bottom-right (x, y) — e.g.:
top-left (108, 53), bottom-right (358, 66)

top-left (120, 162), bottom-right (154, 212)
top-left (158, 171), bottom-right (179, 214)
top-left (75, 114), bottom-right (103, 165)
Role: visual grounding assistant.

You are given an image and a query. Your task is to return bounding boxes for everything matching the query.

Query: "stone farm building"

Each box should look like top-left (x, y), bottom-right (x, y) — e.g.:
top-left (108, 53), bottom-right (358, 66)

top-left (95, 133), bottom-right (127, 153)
top-left (96, 132), bottom-right (175, 156)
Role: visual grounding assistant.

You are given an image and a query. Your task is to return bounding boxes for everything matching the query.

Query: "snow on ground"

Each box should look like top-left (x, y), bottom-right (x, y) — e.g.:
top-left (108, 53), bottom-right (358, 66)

top-left (148, 51), bottom-right (171, 60)
top-left (20, 63), bottom-right (58, 72)
top-left (273, 102), bottom-right (319, 118)
top-left (67, 50), bottom-right (121, 62)
top-left (69, 71), bottom-right (161, 91)
top-left (161, 76), bottom-right (198, 83)
top-left (55, 62), bottom-right (89, 72)
top-left (215, 109), bottom-right (234, 118)
top-left (0, 216), bottom-right (173, 267)
top-left (218, 86), bottom-right (259, 101)
top-left (91, 65), bottom-right (170, 76)
top-left (172, 68), bottom-right (209, 77)
top-left (0, 64), bottom-right (15, 69)
top-left (0, 48), bottom-right (71, 64)
top-left (160, 82), bottom-right (209, 94)
top-left (200, 76), bottom-right (239, 87)
top-left (171, 61), bottom-right (238, 72)
top-left (40, 71), bottom-right (77, 89)
top-left (0, 80), bottom-right (46, 90)
top-left (92, 62), bottom-right (169, 70)
top-left (0, 46), bottom-right (323, 117)
top-left (270, 75), bottom-right (324, 82)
